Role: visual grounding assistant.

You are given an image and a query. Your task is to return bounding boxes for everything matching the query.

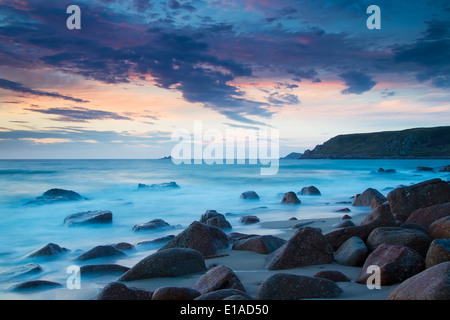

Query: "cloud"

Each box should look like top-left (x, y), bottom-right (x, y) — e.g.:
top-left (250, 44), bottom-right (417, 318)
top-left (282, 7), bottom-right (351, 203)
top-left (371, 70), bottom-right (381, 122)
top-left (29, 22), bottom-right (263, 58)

top-left (24, 106), bottom-right (132, 123)
top-left (0, 78), bottom-right (89, 103)
top-left (267, 93), bottom-right (300, 105)
top-left (338, 71), bottom-right (377, 95)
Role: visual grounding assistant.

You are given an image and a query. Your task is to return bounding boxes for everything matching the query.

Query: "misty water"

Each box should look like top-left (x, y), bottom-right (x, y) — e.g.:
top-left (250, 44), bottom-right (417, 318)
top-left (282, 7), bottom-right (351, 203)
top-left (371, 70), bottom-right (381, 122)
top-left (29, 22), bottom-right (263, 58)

top-left (0, 159), bottom-right (448, 299)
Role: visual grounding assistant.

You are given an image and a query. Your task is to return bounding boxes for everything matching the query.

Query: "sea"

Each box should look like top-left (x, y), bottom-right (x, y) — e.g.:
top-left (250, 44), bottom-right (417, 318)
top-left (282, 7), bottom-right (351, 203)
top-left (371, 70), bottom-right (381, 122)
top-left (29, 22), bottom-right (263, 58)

top-left (0, 158), bottom-right (448, 299)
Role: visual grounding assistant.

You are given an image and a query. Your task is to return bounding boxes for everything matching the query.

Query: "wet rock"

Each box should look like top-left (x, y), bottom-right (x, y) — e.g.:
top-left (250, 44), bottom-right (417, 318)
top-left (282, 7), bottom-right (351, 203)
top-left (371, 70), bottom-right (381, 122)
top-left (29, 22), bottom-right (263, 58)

top-left (387, 262), bottom-right (450, 300)
top-left (264, 227), bottom-right (334, 270)
top-left (64, 210), bottom-right (113, 226)
top-left (110, 242), bottom-right (135, 251)
top-left (200, 210), bottom-right (232, 230)
top-left (239, 215), bottom-right (260, 224)
top-left (137, 182), bottom-right (180, 191)
top-left (232, 235), bottom-right (286, 254)
top-left (25, 243), bottom-right (70, 258)
top-left (193, 266), bottom-right (245, 294)
top-left (438, 165), bottom-right (450, 172)
top-left (11, 280), bottom-right (62, 291)
top-left (132, 219), bottom-right (172, 232)
top-left (387, 179), bottom-right (450, 218)
top-left (255, 273), bottom-right (342, 300)
top-left (136, 235), bottom-right (175, 247)
top-left (119, 248), bottom-right (206, 281)
top-left (417, 166), bottom-right (435, 172)
top-left (195, 289), bottom-right (254, 300)
top-left (75, 245), bottom-right (126, 261)
top-left (240, 191), bottom-right (260, 200)
top-left (151, 287), bottom-right (201, 300)
top-left (429, 216), bottom-right (450, 239)
top-left (352, 188), bottom-right (386, 208)
top-left (159, 221), bottom-right (229, 256)
top-left (406, 202), bottom-right (450, 229)
top-left (299, 186), bottom-right (321, 196)
top-left (80, 264), bottom-right (130, 275)
top-left (0, 263), bottom-right (43, 281)
top-left (425, 239), bottom-right (450, 268)
top-left (356, 244), bottom-right (425, 286)
top-left (314, 270), bottom-right (351, 282)
top-left (332, 220), bottom-right (355, 228)
top-left (281, 192), bottom-right (301, 204)
top-left (95, 282), bottom-right (152, 300)
top-left (26, 188), bottom-right (86, 205)
top-left (334, 236), bottom-right (368, 267)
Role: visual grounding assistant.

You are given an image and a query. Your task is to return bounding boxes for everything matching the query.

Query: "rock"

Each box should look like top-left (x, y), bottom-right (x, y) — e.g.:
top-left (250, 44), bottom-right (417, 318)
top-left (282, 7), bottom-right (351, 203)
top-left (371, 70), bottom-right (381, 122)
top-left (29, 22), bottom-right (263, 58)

top-left (387, 179), bottom-right (450, 218)
top-left (356, 244), bottom-right (425, 286)
top-left (119, 248), bottom-right (206, 281)
top-left (387, 262), bottom-right (450, 300)
top-left (366, 227), bottom-right (432, 257)
top-left (232, 235), bottom-right (286, 254)
top-left (192, 266), bottom-right (245, 294)
top-left (331, 220), bottom-right (355, 228)
top-left (239, 215), bottom-right (260, 224)
top-left (222, 294), bottom-right (251, 300)
top-left (200, 210), bottom-right (232, 230)
top-left (25, 243), bottom-right (70, 258)
top-left (132, 219), bottom-right (171, 232)
top-left (264, 227), bottom-right (334, 270)
top-left (240, 191), bottom-right (260, 200)
top-left (352, 188), bottom-right (386, 208)
top-left (137, 235), bottom-right (175, 247)
top-left (281, 192), bottom-right (301, 204)
top-left (378, 168), bottom-right (396, 174)
top-left (406, 202), bottom-right (450, 229)
top-left (299, 186), bottom-right (321, 196)
top-left (64, 210), bottom-right (112, 226)
top-left (195, 289), bottom-right (254, 300)
top-left (334, 236), bottom-right (368, 267)
top-left (95, 282), bottom-right (152, 300)
top-left (255, 273), bottom-right (342, 300)
top-left (151, 287), bottom-right (201, 300)
top-left (425, 239), bottom-right (450, 268)
top-left (27, 188), bottom-right (86, 205)
top-left (334, 208), bottom-right (351, 213)
top-left (438, 165), bottom-right (450, 172)
top-left (417, 166), bottom-right (435, 172)
top-left (137, 182), bottom-right (180, 191)
top-left (11, 280), bottom-right (62, 291)
top-left (79, 264), bottom-right (130, 275)
top-left (111, 242), bottom-right (135, 251)
top-left (429, 216), bottom-right (450, 239)
top-left (325, 203), bottom-right (397, 251)
top-left (75, 245), bottom-right (126, 261)
top-left (0, 263), bottom-right (43, 281)
top-left (399, 223), bottom-right (429, 234)
top-left (314, 270), bottom-right (351, 282)
top-left (341, 214), bottom-right (352, 220)
top-left (159, 221), bottom-right (229, 257)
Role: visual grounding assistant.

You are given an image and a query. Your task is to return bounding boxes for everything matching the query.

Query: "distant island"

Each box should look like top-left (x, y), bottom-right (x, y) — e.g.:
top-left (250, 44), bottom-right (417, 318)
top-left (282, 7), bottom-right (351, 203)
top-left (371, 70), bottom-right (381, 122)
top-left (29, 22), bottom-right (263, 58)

top-left (281, 152), bottom-right (303, 159)
top-left (300, 126), bottom-right (450, 159)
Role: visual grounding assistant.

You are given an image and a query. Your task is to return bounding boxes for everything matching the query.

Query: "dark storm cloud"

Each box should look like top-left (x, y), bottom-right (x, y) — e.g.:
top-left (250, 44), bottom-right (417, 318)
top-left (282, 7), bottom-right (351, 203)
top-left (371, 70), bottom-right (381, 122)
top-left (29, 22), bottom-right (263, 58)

top-left (338, 71), bottom-right (377, 95)
top-left (24, 106), bottom-right (132, 123)
top-left (0, 78), bottom-right (89, 103)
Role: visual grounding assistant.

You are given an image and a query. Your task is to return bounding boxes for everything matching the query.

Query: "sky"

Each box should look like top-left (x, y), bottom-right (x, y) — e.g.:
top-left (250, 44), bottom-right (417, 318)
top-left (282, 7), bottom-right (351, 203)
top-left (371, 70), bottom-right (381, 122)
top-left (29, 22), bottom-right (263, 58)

top-left (0, 0), bottom-right (449, 159)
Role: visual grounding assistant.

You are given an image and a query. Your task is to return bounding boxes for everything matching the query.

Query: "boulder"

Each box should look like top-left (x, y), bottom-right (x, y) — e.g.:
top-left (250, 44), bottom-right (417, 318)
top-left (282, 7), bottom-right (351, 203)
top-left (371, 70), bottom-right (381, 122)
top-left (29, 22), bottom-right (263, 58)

top-left (137, 235), bottom-right (175, 247)
top-left (137, 182), bottom-right (180, 191)
top-left (331, 220), bottom-right (355, 228)
top-left (352, 188), bottom-right (386, 208)
top-left (378, 168), bottom-right (396, 174)
top-left (425, 239), bottom-right (450, 268)
top-left (255, 273), bottom-right (342, 300)
top-left (75, 245), bottom-right (126, 261)
top-left (406, 202), bottom-right (450, 229)
top-left (132, 219), bottom-right (171, 232)
top-left (239, 215), bottom-right (260, 224)
top-left (195, 289), bottom-right (254, 300)
top-left (232, 235), bottom-right (286, 254)
top-left (25, 243), bottom-right (70, 258)
top-left (366, 227), bottom-right (432, 257)
top-left (387, 179), bottom-right (450, 218)
top-left (64, 210), bottom-right (113, 226)
top-left (110, 242), bottom-right (135, 251)
top-left (438, 165), bottom-right (450, 172)
top-left (334, 236), bottom-right (368, 267)
top-left (192, 266), bottom-right (245, 294)
top-left (240, 191), bottom-right (260, 200)
top-left (281, 192), bottom-right (301, 204)
top-left (11, 280), bottom-right (62, 291)
top-left (313, 270), bottom-right (351, 282)
top-left (325, 203), bottom-right (397, 251)
top-left (299, 186), bottom-right (321, 196)
top-left (158, 221), bottom-right (229, 257)
top-left (95, 282), bottom-right (152, 300)
top-left (356, 244), bottom-right (425, 286)
top-left (264, 227), bottom-right (334, 270)
top-left (119, 248), bottom-right (206, 281)
top-left (399, 223), bottom-right (429, 234)
top-left (416, 166), bottom-right (435, 172)
top-left (200, 210), bottom-right (232, 230)
top-left (0, 263), bottom-right (42, 281)
top-left (27, 188), bottom-right (86, 205)
top-left (429, 216), bottom-right (450, 239)
top-left (79, 264), bottom-right (130, 275)
top-left (151, 287), bottom-right (201, 300)
top-left (387, 262), bottom-right (450, 300)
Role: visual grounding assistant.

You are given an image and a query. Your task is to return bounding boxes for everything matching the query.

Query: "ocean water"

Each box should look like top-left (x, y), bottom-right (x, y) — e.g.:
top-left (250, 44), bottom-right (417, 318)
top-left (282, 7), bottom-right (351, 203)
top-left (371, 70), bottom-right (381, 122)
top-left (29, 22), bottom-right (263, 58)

top-left (0, 159), bottom-right (448, 299)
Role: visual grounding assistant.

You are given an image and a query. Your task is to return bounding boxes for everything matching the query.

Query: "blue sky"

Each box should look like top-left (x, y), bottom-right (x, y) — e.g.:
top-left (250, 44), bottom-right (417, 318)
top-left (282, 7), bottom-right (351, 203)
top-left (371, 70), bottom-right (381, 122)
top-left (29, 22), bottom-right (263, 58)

top-left (0, 0), bottom-right (449, 158)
